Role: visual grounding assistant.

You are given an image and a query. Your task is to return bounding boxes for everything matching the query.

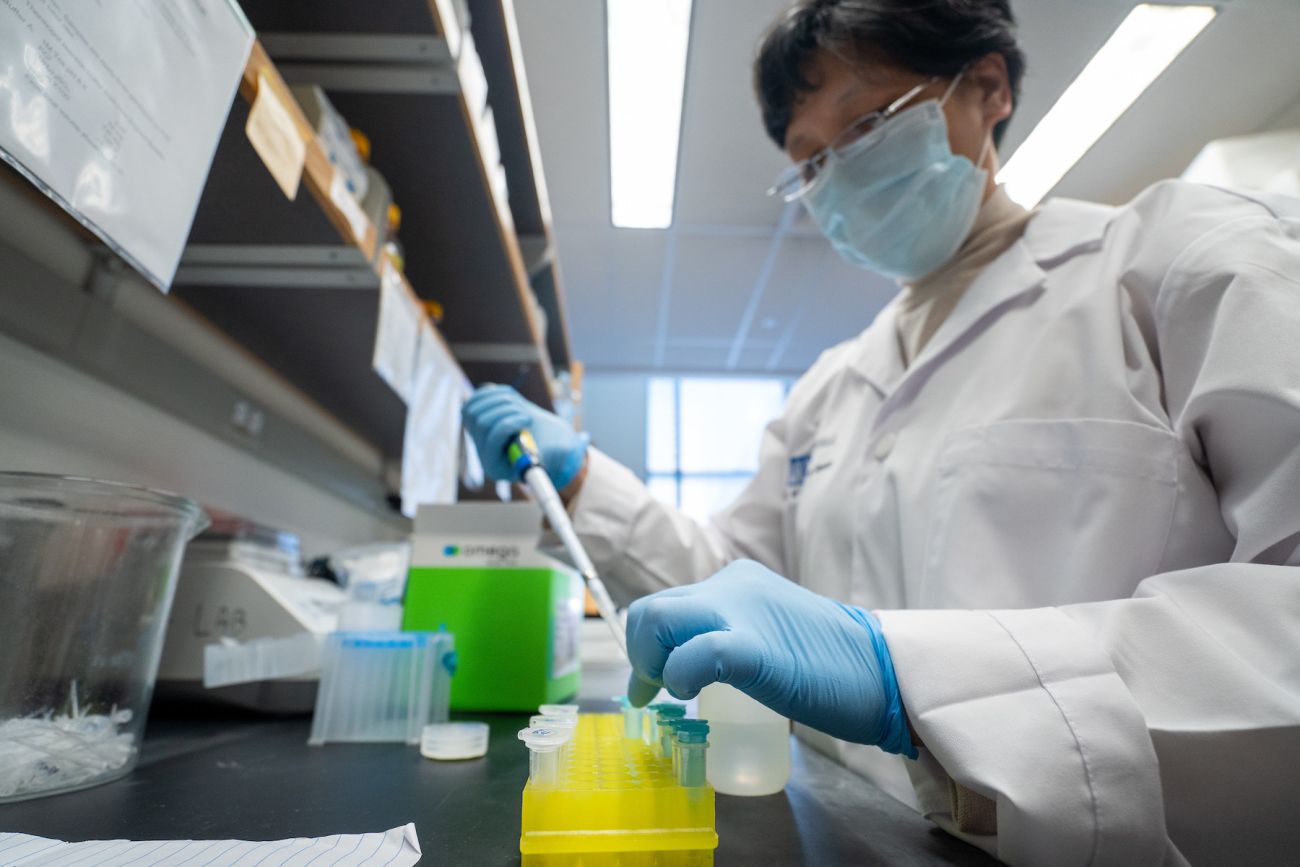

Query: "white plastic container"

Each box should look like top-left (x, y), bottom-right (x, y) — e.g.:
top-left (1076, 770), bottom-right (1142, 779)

top-left (697, 684), bottom-right (790, 796)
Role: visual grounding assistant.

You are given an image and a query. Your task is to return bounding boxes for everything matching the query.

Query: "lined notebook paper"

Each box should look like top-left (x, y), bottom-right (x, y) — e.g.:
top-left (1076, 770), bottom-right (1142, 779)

top-left (0, 824), bottom-right (421, 866)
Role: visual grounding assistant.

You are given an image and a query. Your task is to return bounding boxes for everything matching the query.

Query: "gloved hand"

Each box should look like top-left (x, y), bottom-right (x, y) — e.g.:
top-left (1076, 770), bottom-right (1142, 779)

top-left (462, 384), bottom-right (590, 489)
top-left (625, 560), bottom-right (916, 757)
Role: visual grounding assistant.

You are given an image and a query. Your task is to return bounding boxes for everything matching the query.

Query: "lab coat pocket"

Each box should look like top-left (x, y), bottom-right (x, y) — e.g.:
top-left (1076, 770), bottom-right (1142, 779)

top-left (920, 419), bottom-right (1181, 608)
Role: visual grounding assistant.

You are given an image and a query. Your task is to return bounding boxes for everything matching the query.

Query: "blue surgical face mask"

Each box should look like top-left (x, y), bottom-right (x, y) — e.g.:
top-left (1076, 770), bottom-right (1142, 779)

top-left (800, 89), bottom-right (988, 283)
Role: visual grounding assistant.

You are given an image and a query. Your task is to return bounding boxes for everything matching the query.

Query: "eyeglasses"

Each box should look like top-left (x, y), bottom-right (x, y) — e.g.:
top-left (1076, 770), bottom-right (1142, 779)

top-left (767, 77), bottom-right (941, 202)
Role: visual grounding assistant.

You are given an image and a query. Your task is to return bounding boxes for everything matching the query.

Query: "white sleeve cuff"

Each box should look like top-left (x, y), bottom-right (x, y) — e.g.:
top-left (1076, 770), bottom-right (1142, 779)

top-left (877, 607), bottom-right (1168, 866)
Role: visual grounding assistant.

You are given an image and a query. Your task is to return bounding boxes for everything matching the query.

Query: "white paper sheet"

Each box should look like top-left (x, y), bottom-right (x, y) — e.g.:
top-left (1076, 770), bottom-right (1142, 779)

top-left (402, 323), bottom-right (470, 518)
top-left (0, 0), bottom-right (253, 290)
top-left (372, 263), bottom-right (422, 403)
top-left (0, 824), bottom-right (421, 866)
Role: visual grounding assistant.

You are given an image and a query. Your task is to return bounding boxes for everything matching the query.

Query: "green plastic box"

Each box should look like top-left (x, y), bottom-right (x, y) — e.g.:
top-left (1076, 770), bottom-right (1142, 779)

top-left (403, 504), bottom-right (582, 711)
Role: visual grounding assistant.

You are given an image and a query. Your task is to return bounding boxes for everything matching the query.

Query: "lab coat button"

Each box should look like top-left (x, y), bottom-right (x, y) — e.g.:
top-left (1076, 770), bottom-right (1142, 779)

top-left (874, 433), bottom-right (897, 460)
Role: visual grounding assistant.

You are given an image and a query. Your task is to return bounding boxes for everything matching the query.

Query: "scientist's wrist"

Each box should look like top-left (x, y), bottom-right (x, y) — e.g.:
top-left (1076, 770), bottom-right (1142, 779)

top-left (560, 452), bottom-right (589, 505)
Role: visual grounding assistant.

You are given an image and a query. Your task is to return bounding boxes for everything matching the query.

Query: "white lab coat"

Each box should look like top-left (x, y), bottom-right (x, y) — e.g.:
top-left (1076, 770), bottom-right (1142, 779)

top-left (569, 181), bottom-right (1300, 866)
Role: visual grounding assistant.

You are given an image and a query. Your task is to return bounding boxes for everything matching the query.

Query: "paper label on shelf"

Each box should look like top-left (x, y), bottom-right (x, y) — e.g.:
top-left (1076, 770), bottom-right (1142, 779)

top-left (330, 169), bottom-right (371, 246)
top-left (372, 262), bottom-right (421, 403)
top-left (478, 107), bottom-right (501, 171)
top-left (0, 0), bottom-right (252, 291)
top-left (433, 0), bottom-right (463, 59)
top-left (0, 825), bottom-right (421, 866)
top-left (244, 73), bottom-right (305, 200)
top-left (457, 33), bottom-right (490, 118)
top-left (402, 322), bottom-right (470, 517)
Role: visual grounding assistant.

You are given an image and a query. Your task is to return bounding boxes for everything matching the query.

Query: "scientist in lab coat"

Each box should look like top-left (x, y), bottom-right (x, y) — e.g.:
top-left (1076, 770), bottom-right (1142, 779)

top-left (464, 0), bottom-right (1300, 863)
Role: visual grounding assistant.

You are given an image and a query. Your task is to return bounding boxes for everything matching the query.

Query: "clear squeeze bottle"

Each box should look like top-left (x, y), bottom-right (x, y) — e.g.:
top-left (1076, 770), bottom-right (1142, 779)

top-left (697, 683), bottom-right (790, 796)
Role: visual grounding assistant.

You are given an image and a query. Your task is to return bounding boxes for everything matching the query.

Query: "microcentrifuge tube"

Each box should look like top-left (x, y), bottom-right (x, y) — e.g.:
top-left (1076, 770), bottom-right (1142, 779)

top-left (617, 696), bottom-right (642, 740)
top-left (653, 704), bottom-right (686, 758)
top-left (518, 726), bottom-right (570, 787)
top-left (676, 721), bottom-right (710, 788)
top-left (666, 718), bottom-right (689, 776)
top-left (642, 707), bottom-right (658, 747)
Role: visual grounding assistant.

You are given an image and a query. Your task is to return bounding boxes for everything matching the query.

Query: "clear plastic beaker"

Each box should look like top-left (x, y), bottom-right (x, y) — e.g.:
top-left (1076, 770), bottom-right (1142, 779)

top-left (0, 473), bottom-right (208, 802)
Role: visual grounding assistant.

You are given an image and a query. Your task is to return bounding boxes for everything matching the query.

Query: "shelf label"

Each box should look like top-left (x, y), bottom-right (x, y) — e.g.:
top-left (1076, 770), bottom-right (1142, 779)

top-left (245, 72), bottom-right (305, 201)
top-left (330, 168), bottom-right (370, 246)
top-left (0, 0), bottom-right (253, 291)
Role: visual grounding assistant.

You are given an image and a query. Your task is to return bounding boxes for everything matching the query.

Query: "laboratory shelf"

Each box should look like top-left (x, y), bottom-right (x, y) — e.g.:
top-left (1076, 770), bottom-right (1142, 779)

top-left (186, 41), bottom-right (379, 259)
top-left (467, 0), bottom-right (576, 373)
top-left (0, 705), bottom-right (997, 865)
top-left (175, 38), bottom-right (441, 463)
top-left (177, 9), bottom-right (562, 461)
top-left (233, 0), bottom-right (574, 397)
top-left (171, 281), bottom-right (407, 459)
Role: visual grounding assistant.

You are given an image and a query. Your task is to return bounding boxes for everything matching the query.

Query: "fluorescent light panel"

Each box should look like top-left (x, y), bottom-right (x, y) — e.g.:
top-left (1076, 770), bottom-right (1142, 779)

top-left (999, 3), bottom-right (1216, 208)
top-left (607, 0), bottom-right (693, 229)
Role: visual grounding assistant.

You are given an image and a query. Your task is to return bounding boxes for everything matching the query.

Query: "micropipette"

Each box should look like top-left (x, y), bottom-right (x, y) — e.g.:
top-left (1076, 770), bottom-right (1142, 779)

top-left (507, 431), bottom-right (628, 661)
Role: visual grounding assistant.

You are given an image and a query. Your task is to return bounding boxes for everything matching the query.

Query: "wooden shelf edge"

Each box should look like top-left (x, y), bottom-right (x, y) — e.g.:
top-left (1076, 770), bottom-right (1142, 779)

top-left (497, 0), bottom-right (575, 370)
top-left (239, 40), bottom-right (379, 262)
top-left (423, 0), bottom-right (559, 397)
top-left (232, 39), bottom-right (467, 415)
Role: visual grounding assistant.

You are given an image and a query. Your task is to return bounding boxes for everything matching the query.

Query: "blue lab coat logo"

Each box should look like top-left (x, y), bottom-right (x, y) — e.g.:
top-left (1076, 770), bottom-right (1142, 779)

top-left (788, 454), bottom-right (811, 490)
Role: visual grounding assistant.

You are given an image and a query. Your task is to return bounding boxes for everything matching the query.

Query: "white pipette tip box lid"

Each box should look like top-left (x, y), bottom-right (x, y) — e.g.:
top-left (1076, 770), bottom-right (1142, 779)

top-left (421, 722), bottom-right (490, 760)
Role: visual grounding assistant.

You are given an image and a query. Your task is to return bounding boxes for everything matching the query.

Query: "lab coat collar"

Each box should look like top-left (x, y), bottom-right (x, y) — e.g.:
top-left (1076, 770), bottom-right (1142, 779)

top-left (847, 196), bottom-right (1116, 397)
top-left (1022, 196), bottom-right (1115, 266)
top-left (847, 302), bottom-right (905, 397)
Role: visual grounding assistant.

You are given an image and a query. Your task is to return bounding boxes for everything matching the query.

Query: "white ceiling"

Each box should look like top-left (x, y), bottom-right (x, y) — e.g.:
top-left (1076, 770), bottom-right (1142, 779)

top-left (514, 0), bottom-right (1300, 376)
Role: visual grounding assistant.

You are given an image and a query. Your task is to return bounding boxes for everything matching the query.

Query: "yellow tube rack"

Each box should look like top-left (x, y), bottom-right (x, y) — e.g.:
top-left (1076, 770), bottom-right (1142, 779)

top-left (520, 713), bottom-right (717, 866)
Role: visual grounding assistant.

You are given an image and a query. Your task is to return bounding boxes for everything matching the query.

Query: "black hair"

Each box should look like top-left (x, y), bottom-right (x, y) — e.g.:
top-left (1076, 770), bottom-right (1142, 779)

top-left (754, 0), bottom-right (1026, 149)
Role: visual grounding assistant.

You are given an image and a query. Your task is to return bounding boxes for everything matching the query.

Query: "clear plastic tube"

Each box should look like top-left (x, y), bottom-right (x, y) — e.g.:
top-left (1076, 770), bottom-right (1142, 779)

top-left (642, 708), bottom-right (659, 747)
top-left (676, 722), bottom-right (710, 788)
top-left (518, 726), bottom-right (570, 788)
top-left (618, 697), bottom-right (642, 740)
top-left (649, 703), bottom-right (686, 758)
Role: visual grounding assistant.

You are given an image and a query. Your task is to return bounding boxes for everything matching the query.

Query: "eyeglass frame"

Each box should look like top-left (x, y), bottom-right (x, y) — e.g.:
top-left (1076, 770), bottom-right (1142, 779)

top-left (767, 75), bottom-right (952, 202)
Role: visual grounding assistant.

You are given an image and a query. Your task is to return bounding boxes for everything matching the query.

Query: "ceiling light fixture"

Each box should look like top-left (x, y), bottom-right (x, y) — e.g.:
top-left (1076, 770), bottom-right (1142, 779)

top-left (998, 3), bottom-right (1217, 208)
top-left (606, 0), bottom-right (694, 229)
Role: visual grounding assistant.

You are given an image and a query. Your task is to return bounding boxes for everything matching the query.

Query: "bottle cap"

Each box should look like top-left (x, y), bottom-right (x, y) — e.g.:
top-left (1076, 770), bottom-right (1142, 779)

top-left (650, 703), bottom-right (686, 720)
top-left (518, 726), bottom-right (571, 752)
top-left (349, 128), bottom-right (371, 162)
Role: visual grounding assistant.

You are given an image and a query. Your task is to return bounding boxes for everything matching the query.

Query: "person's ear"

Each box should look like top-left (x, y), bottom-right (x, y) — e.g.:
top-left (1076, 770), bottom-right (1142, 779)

top-left (968, 53), bottom-right (1013, 135)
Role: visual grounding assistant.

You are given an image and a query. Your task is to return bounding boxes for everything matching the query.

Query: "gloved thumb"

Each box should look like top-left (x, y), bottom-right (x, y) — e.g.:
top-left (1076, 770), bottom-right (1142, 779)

top-left (627, 672), bottom-right (661, 708)
top-left (661, 630), bottom-right (761, 700)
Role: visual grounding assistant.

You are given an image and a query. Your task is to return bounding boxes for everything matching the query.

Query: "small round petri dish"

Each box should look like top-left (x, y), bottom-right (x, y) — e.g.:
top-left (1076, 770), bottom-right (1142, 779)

top-left (421, 722), bottom-right (490, 761)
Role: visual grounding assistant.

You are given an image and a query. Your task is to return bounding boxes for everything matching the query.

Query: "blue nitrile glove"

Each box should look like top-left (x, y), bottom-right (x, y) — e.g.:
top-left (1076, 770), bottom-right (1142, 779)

top-left (462, 384), bottom-right (590, 489)
top-left (625, 560), bottom-right (916, 757)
